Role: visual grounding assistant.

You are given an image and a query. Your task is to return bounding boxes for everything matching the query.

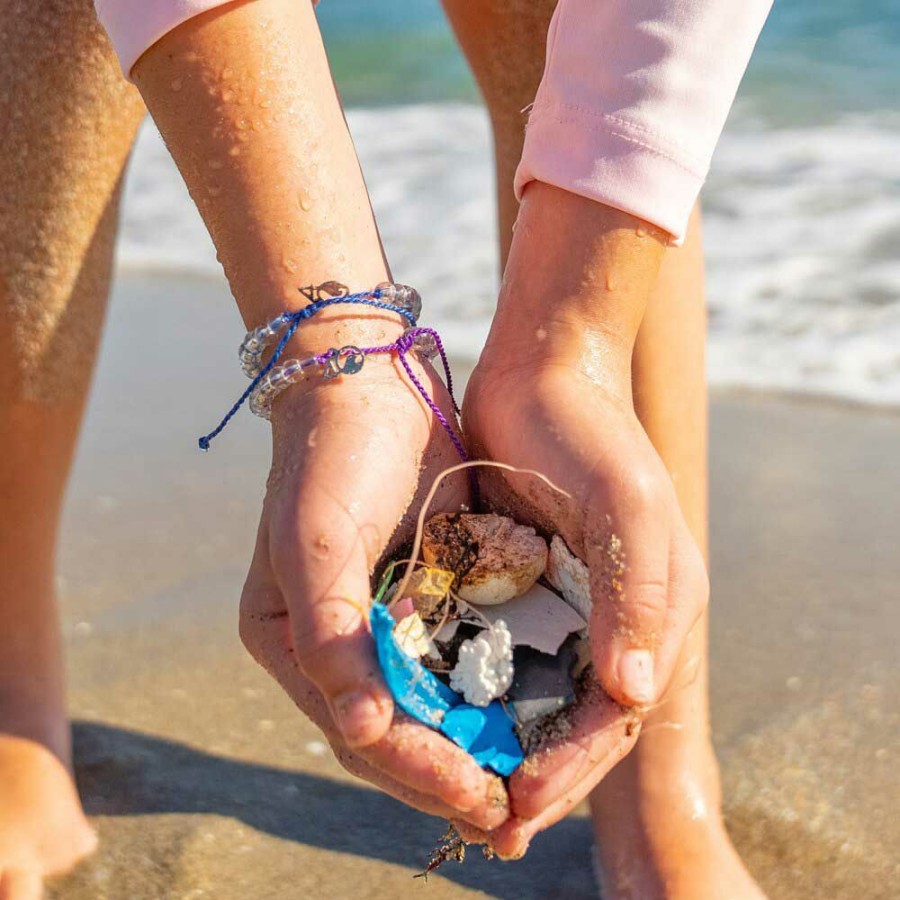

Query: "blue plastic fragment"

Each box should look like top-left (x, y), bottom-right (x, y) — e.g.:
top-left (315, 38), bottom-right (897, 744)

top-left (370, 602), bottom-right (458, 727)
top-left (369, 602), bottom-right (525, 776)
top-left (441, 703), bottom-right (525, 777)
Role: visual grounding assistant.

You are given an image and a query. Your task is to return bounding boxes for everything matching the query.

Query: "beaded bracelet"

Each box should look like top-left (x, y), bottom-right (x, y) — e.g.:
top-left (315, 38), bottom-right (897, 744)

top-left (198, 283), bottom-right (467, 462)
top-left (238, 281), bottom-right (422, 378)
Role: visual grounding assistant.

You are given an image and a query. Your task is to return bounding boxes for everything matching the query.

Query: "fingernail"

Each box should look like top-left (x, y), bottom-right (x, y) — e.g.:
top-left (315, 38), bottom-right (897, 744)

top-left (618, 649), bottom-right (655, 705)
top-left (332, 688), bottom-right (384, 746)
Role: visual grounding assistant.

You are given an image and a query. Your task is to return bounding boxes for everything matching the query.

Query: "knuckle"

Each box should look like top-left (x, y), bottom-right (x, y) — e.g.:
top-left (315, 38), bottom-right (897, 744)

top-left (623, 468), bottom-right (665, 515)
top-left (627, 579), bottom-right (669, 619)
top-left (290, 601), bottom-right (367, 673)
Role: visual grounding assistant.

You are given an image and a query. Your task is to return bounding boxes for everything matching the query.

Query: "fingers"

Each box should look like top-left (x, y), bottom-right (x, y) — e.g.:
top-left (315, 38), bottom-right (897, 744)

top-left (489, 684), bottom-right (639, 860)
top-left (507, 677), bottom-right (639, 822)
top-left (272, 466), bottom-right (400, 749)
top-left (0, 868), bottom-right (42, 900)
top-left (241, 605), bottom-right (509, 830)
top-left (585, 475), bottom-right (673, 707)
top-left (361, 718), bottom-right (510, 831)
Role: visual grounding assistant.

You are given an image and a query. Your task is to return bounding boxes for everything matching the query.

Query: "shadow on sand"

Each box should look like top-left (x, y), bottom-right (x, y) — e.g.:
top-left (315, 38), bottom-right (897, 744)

top-left (72, 720), bottom-right (597, 900)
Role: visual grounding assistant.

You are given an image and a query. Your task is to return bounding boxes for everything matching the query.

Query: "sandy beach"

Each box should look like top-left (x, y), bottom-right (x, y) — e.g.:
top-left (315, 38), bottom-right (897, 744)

top-left (47, 273), bottom-right (898, 900)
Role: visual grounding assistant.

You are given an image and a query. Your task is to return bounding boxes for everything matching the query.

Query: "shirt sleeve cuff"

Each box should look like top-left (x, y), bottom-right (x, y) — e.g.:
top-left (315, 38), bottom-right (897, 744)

top-left (514, 102), bottom-right (707, 246)
top-left (95, 0), bottom-right (240, 78)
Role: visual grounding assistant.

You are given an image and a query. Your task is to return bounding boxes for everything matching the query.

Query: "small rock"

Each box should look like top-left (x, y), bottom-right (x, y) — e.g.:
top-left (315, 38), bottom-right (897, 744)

top-left (423, 514), bottom-right (548, 606)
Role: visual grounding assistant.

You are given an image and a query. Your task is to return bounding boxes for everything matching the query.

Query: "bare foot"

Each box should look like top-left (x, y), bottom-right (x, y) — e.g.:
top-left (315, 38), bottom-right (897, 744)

top-left (590, 738), bottom-right (766, 900)
top-left (0, 735), bottom-right (96, 899)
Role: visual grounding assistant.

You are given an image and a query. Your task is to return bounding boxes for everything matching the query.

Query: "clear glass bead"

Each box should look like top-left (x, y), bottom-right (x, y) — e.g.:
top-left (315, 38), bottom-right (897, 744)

top-left (411, 330), bottom-right (438, 360)
top-left (376, 282), bottom-right (422, 321)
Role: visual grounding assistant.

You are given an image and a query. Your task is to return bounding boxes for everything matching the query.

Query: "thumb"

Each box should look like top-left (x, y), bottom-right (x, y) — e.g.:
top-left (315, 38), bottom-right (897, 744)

top-left (585, 486), bottom-right (672, 708)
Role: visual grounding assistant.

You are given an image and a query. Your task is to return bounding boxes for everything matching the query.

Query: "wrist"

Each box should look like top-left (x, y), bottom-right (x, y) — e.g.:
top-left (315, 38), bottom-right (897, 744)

top-left (483, 183), bottom-right (666, 381)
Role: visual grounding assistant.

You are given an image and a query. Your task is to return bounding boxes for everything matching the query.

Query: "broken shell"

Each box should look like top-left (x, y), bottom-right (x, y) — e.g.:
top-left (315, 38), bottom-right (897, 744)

top-left (423, 514), bottom-right (548, 606)
top-left (393, 612), bottom-right (438, 660)
top-left (449, 620), bottom-right (514, 707)
top-left (546, 535), bottom-right (592, 622)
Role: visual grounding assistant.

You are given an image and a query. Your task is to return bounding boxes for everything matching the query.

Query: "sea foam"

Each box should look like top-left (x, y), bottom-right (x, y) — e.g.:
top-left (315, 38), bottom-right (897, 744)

top-left (119, 104), bottom-right (900, 407)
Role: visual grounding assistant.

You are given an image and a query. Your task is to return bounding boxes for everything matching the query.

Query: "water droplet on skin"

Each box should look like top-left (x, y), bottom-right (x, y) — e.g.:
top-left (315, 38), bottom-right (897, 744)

top-left (259, 98), bottom-right (273, 109)
top-left (221, 66), bottom-right (233, 80)
top-left (170, 78), bottom-right (183, 92)
top-left (536, 327), bottom-right (547, 341)
top-left (228, 145), bottom-right (242, 157)
top-left (282, 256), bottom-right (298, 273)
top-left (606, 275), bottom-right (616, 291)
top-left (635, 227), bottom-right (646, 238)
top-left (208, 183), bottom-right (222, 198)
top-left (208, 159), bottom-right (223, 170)
top-left (236, 118), bottom-right (250, 130)
top-left (299, 193), bottom-right (312, 211)
top-left (221, 89), bottom-right (235, 102)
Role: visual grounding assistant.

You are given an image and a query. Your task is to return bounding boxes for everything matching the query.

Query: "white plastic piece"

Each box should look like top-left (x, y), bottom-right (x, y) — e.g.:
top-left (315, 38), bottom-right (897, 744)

top-left (393, 612), bottom-right (438, 660)
top-left (449, 621), bottom-right (514, 707)
top-left (546, 535), bottom-right (593, 623)
top-left (478, 582), bottom-right (587, 655)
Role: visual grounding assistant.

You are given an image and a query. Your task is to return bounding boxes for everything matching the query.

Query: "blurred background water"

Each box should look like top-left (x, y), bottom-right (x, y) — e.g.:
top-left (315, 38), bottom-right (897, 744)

top-left (120, 0), bottom-right (900, 404)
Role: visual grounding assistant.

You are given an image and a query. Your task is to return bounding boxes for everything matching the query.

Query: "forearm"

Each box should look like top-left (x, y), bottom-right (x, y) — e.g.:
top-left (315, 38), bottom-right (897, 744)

top-left (131, 0), bottom-right (391, 339)
top-left (484, 183), bottom-right (666, 395)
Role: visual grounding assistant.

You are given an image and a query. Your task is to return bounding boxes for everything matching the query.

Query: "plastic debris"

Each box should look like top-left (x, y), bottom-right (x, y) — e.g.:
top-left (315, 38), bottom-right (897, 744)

top-left (449, 621), bottom-right (514, 707)
top-left (370, 602), bottom-right (457, 728)
top-left (397, 566), bottom-right (455, 618)
top-left (507, 640), bottom-right (580, 727)
top-left (370, 602), bottom-right (523, 776)
top-left (441, 702), bottom-right (523, 777)
top-left (476, 582), bottom-right (587, 655)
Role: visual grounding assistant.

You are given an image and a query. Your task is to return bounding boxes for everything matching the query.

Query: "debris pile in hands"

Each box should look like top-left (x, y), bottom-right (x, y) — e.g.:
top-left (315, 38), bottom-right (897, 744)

top-left (370, 513), bottom-right (592, 776)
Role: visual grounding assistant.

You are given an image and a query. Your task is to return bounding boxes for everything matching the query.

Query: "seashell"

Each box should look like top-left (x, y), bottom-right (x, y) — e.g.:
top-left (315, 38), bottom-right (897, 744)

top-left (393, 612), bottom-right (438, 660)
top-left (545, 535), bottom-right (592, 622)
top-left (422, 514), bottom-right (548, 606)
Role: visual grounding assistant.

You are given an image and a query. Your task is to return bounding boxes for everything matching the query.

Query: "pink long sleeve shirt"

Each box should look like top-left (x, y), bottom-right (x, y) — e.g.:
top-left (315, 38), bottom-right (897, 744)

top-left (95, 0), bottom-right (773, 242)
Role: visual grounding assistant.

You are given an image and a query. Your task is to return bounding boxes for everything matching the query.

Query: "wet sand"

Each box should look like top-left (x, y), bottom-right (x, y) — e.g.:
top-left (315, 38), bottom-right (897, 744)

top-left (49, 274), bottom-right (899, 899)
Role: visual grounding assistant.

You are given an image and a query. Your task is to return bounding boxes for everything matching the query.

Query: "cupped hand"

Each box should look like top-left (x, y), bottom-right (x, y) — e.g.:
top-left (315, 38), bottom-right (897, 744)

top-left (239, 330), bottom-right (509, 833)
top-left (461, 339), bottom-right (709, 856)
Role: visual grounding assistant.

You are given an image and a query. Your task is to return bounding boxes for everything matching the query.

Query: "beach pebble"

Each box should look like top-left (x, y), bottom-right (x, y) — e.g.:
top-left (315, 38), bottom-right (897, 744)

top-left (423, 513), bottom-right (548, 606)
top-left (449, 621), bottom-right (514, 707)
top-left (546, 535), bottom-right (593, 622)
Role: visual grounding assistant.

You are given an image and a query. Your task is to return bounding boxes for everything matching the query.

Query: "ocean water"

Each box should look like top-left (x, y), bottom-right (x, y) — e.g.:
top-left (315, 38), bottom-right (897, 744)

top-left (118, 0), bottom-right (900, 405)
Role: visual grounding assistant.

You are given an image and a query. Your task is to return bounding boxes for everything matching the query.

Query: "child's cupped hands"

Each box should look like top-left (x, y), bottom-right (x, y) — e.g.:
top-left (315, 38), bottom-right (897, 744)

top-left (238, 333), bottom-right (509, 833)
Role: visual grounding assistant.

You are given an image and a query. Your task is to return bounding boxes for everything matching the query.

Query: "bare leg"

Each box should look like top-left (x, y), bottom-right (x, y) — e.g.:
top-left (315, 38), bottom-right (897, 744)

top-left (443, 2), bottom-right (762, 895)
top-left (0, 0), bottom-right (145, 892)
